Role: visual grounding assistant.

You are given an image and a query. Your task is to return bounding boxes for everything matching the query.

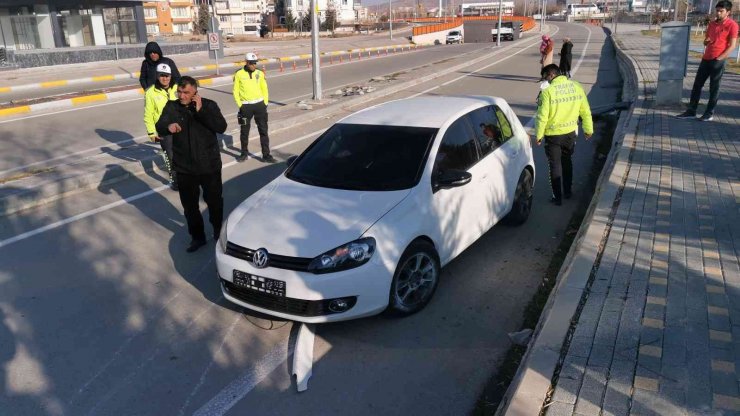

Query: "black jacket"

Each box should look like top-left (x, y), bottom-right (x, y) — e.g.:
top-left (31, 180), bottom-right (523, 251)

top-left (156, 98), bottom-right (227, 175)
top-left (140, 42), bottom-right (181, 90)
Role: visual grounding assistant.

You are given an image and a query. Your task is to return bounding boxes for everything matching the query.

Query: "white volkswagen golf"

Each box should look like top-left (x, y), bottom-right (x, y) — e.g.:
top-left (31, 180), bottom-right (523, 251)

top-left (216, 96), bottom-right (535, 323)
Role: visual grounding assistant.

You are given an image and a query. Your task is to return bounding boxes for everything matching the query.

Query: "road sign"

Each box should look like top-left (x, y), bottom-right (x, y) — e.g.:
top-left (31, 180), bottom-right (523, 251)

top-left (208, 32), bottom-right (220, 51)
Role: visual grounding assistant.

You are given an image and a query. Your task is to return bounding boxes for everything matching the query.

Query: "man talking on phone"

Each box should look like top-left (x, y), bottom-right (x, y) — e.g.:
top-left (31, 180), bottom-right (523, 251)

top-left (156, 76), bottom-right (228, 253)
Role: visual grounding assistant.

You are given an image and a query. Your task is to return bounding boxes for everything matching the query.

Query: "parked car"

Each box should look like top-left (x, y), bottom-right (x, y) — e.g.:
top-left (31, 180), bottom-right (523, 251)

top-left (225, 32), bottom-right (235, 41)
top-left (216, 96), bottom-right (535, 323)
top-left (492, 22), bottom-right (514, 41)
top-left (446, 30), bottom-right (463, 44)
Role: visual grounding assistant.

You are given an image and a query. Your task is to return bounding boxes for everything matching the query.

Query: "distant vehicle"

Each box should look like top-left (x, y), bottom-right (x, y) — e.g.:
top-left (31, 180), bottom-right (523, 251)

top-left (244, 24), bottom-right (260, 37)
top-left (492, 22), bottom-right (514, 41)
top-left (225, 32), bottom-right (235, 40)
top-left (446, 30), bottom-right (463, 44)
top-left (566, 3), bottom-right (600, 16)
top-left (216, 96), bottom-right (536, 323)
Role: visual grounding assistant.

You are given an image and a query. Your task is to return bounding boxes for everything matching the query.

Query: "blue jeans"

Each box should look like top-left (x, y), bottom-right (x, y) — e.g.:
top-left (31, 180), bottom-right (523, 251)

top-left (689, 59), bottom-right (726, 115)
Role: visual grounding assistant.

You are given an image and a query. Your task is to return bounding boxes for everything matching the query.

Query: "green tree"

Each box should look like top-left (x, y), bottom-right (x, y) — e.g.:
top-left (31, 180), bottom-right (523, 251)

top-left (194, 3), bottom-right (210, 34)
top-left (321, 9), bottom-right (337, 32)
top-left (284, 10), bottom-right (297, 31)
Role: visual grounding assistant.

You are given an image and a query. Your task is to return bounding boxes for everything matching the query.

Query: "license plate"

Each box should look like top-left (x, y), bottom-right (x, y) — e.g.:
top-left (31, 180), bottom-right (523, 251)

top-left (233, 270), bottom-right (286, 297)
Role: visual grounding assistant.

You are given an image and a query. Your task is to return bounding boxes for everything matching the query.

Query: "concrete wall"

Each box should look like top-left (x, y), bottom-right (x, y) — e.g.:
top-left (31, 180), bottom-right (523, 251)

top-left (412, 24), bottom-right (463, 44)
top-left (12, 42), bottom-right (207, 68)
top-left (34, 5), bottom-right (56, 49)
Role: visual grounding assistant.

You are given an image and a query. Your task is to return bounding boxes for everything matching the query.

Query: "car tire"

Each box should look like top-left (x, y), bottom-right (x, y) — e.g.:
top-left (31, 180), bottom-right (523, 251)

top-left (505, 169), bottom-right (534, 225)
top-left (386, 240), bottom-right (440, 316)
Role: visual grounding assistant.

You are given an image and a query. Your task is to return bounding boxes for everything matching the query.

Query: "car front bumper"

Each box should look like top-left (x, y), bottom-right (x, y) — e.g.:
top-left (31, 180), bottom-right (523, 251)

top-left (215, 245), bottom-right (393, 323)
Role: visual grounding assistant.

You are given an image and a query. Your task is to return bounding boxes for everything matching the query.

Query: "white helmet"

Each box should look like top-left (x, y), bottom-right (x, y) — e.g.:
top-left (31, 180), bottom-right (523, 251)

top-left (245, 52), bottom-right (258, 63)
top-left (156, 63), bottom-right (172, 75)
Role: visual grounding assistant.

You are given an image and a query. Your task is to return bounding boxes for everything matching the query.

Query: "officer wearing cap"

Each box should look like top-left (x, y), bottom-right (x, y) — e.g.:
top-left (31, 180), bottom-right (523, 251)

top-left (144, 63), bottom-right (178, 190)
top-left (233, 52), bottom-right (274, 163)
top-left (535, 64), bottom-right (593, 205)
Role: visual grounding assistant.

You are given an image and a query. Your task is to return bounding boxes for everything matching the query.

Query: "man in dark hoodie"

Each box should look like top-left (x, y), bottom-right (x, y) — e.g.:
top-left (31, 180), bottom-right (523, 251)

top-left (156, 76), bottom-right (227, 253)
top-left (140, 42), bottom-right (181, 90)
top-left (559, 37), bottom-right (573, 78)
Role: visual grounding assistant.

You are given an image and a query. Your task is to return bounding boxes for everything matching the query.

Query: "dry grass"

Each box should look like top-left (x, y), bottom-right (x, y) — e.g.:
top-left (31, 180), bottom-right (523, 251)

top-left (640, 30), bottom-right (739, 74)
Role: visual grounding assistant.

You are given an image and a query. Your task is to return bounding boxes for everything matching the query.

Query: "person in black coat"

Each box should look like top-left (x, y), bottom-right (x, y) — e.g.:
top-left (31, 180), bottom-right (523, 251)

top-left (156, 76), bottom-right (228, 253)
top-left (140, 42), bottom-right (181, 90)
top-left (559, 37), bottom-right (573, 78)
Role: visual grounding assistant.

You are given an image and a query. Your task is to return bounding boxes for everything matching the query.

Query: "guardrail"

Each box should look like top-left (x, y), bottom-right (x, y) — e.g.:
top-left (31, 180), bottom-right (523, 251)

top-left (410, 16), bottom-right (536, 36)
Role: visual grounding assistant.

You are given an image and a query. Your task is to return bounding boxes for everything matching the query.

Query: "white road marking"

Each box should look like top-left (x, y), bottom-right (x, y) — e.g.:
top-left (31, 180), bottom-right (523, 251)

top-left (192, 339), bottom-right (294, 416)
top-left (178, 313), bottom-right (242, 416)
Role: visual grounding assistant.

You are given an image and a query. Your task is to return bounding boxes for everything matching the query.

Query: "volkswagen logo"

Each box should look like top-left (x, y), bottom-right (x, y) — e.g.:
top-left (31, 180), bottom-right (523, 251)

top-left (252, 248), bottom-right (269, 269)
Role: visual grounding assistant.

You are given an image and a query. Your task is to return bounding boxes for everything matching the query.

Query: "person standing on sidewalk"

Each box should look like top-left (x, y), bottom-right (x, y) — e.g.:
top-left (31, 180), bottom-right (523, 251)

top-left (139, 42), bottom-right (181, 90)
top-left (143, 63), bottom-right (178, 190)
top-left (559, 37), bottom-right (574, 78)
top-left (156, 76), bottom-right (228, 253)
top-left (233, 53), bottom-right (275, 163)
top-left (676, 0), bottom-right (738, 121)
top-left (535, 64), bottom-right (593, 206)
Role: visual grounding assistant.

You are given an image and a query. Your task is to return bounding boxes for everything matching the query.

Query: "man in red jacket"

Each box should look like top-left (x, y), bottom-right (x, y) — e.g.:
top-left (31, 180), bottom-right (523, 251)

top-left (676, 0), bottom-right (738, 121)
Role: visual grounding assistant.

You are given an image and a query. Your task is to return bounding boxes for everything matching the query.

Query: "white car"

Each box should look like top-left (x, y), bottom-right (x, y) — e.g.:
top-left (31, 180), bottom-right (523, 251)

top-left (446, 30), bottom-right (463, 44)
top-left (216, 96), bottom-right (535, 323)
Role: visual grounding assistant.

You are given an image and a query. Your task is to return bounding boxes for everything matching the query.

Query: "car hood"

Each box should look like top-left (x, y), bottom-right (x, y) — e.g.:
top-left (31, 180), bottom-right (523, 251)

top-left (227, 175), bottom-right (410, 257)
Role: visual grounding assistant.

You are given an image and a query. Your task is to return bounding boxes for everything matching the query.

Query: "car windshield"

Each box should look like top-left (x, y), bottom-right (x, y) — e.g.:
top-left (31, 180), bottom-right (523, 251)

top-left (449, 31), bottom-right (460, 35)
top-left (286, 124), bottom-right (437, 191)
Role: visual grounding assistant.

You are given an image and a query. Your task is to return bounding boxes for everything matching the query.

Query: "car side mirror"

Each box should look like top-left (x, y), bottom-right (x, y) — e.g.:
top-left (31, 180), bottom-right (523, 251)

top-left (433, 169), bottom-right (472, 192)
top-left (286, 155), bottom-right (299, 166)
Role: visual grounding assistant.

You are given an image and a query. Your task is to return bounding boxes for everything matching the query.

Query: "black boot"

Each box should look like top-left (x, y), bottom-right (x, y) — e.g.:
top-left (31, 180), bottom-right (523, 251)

top-left (550, 176), bottom-right (562, 206)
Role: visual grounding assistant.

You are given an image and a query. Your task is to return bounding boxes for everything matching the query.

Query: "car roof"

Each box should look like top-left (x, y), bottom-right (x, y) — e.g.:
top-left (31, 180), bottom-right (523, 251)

top-left (339, 95), bottom-right (507, 129)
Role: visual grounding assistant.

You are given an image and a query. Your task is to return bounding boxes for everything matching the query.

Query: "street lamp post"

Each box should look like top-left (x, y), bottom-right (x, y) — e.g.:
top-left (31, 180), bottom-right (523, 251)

top-left (310, 0), bottom-right (321, 100)
top-left (496, 0), bottom-right (503, 47)
top-left (389, 0), bottom-right (393, 39)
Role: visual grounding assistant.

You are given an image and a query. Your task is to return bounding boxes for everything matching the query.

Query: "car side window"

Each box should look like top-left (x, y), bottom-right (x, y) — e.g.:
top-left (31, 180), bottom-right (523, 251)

top-left (466, 106), bottom-right (503, 157)
top-left (433, 117), bottom-right (478, 174)
top-left (494, 106), bottom-right (514, 142)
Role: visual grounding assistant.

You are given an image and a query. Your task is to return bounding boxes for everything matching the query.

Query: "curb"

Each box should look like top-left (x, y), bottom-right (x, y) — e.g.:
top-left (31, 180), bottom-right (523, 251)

top-left (0, 43), bottom-right (421, 97)
top-left (0, 33), bottom-right (549, 218)
top-left (495, 34), bottom-right (643, 415)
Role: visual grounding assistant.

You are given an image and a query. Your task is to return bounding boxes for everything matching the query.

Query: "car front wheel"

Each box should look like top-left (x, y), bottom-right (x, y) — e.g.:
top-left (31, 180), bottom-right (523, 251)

top-left (505, 169), bottom-right (534, 225)
top-left (387, 241), bottom-right (440, 316)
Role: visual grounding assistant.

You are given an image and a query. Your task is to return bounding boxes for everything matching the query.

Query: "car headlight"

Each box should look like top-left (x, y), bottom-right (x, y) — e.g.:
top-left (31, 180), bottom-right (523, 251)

top-left (307, 237), bottom-right (376, 274)
top-left (218, 218), bottom-right (228, 253)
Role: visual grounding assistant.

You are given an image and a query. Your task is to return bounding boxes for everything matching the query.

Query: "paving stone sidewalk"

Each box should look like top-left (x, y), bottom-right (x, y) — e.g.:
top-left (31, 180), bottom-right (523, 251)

top-left (545, 29), bottom-right (740, 415)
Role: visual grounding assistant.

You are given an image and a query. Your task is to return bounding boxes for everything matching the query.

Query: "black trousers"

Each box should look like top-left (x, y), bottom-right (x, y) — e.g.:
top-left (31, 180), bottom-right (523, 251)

top-left (239, 102), bottom-right (270, 157)
top-left (159, 135), bottom-right (176, 184)
top-left (689, 59), bottom-right (726, 115)
top-left (544, 131), bottom-right (576, 200)
top-left (177, 171), bottom-right (223, 242)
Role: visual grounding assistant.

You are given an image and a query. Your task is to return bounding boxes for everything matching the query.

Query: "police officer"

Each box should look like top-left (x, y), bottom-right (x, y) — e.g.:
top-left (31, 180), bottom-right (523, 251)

top-left (233, 52), bottom-right (275, 163)
top-left (535, 64), bottom-right (593, 206)
top-left (143, 63), bottom-right (178, 190)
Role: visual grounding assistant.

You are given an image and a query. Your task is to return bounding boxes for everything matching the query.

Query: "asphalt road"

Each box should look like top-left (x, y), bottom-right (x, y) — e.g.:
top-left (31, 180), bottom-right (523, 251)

top-left (0, 29), bottom-right (414, 104)
top-left (0, 22), bottom-right (620, 415)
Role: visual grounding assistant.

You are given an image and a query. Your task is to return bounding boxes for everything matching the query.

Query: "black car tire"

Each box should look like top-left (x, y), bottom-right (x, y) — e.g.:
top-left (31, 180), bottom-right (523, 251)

top-left (386, 240), bottom-right (440, 316)
top-left (505, 169), bottom-right (534, 225)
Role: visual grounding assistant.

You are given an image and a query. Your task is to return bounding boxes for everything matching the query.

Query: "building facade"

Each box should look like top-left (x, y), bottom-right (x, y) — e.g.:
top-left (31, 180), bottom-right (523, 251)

top-left (0, 0), bottom-right (147, 50)
top-left (143, 0), bottom-right (196, 35)
top-left (213, 0), bottom-right (267, 35)
top-left (459, 2), bottom-right (515, 16)
top-left (286, 0), bottom-right (356, 26)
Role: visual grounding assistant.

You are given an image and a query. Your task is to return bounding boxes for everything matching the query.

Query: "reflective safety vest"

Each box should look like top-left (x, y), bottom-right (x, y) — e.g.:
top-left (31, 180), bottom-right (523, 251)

top-left (535, 76), bottom-right (593, 141)
top-left (233, 68), bottom-right (269, 107)
top-left (144, 84), bottom-right (177, 138)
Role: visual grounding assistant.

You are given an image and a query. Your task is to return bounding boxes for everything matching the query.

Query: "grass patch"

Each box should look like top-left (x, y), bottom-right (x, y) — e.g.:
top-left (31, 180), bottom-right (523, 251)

top-left (471, 114), bottom-right (618, 415)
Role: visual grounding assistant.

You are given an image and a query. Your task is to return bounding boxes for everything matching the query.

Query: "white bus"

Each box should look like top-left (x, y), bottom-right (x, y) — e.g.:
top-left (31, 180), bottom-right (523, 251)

top-left (566, 3), bottom-right (600, 16)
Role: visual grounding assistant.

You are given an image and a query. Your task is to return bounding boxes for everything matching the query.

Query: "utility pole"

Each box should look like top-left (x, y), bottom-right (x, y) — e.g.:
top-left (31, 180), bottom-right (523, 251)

top-left (540, 0), bottom-right (545, 32)
top-left (496, 0), bottom-right (503, 46)
top-left (311, 0), bottom-right (322, 100)
top-left (615, 0), bottom-right (620, 33)
top-left (389, 0), bottom-right (393, 38)
top-left (673, 0), bottom-right (679, 20)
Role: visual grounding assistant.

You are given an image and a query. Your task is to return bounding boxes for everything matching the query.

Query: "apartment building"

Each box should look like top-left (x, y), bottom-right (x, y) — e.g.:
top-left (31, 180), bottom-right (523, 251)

top-left (286, 0), bottom-right (356, 26)
top-left (143, 0), bottom-right (195, 35)
top-left (213, 0), bottom-right (267, 35)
